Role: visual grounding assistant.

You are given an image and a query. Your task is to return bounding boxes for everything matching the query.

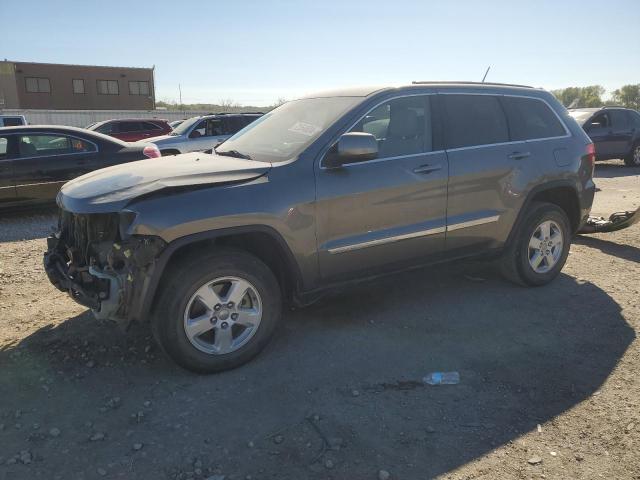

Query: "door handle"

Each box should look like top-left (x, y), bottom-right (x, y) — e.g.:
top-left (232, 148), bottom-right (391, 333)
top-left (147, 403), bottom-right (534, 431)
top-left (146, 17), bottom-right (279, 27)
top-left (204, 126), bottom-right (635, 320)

top-left (508, 151), bottom-right (531, 160)
top-left (413, 164), bottom-right (442, 174)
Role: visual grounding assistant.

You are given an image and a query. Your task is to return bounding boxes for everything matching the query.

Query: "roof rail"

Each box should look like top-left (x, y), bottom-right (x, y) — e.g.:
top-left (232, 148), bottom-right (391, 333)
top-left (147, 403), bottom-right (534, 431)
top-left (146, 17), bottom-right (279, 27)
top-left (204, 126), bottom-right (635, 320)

top-left (411, 80), bottom-right (534, 89)
top-left (204, 112), bottom-right (265, 116)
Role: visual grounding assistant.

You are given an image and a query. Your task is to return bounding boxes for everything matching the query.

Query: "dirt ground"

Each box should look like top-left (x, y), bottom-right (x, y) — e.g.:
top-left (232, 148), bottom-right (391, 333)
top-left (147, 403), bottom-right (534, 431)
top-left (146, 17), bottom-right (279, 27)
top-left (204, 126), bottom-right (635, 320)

top-left (0, 160), bottom-right (638, 480)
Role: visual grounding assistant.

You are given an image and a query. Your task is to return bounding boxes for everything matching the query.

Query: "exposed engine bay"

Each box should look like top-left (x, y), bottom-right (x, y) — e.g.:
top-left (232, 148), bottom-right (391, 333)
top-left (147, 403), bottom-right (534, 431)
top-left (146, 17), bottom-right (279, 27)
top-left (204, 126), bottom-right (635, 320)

top-left (44, 210), bottom-right (165, 321)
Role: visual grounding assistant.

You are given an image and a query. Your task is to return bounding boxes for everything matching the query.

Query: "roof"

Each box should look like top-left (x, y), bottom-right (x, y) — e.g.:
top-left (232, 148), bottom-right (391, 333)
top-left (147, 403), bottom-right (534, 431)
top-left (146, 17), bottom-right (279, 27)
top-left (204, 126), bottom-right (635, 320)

top-left (301, 81), bottom-right (541, 99)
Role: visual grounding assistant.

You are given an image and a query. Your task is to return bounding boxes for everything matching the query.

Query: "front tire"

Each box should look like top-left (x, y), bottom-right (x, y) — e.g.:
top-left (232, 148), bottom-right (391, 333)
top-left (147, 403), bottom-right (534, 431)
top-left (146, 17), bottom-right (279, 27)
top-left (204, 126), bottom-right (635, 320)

top-left (500, 202), bottom-right (571, 286)
top-left (624, 143), bottom-right (640, 167)
top-left (153, 248), bottom-right (282, 373)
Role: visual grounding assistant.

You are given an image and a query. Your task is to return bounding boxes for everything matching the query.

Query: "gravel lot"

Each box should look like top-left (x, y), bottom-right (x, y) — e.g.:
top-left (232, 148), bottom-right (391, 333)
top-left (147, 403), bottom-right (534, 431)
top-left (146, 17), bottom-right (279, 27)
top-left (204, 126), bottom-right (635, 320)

top-left (1, 160), bottom-right (638, 480)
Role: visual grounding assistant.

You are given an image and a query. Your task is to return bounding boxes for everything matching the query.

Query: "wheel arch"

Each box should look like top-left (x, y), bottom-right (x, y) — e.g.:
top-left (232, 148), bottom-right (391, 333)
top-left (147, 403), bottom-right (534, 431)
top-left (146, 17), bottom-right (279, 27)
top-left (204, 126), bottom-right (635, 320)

top-left (132, 225), bottom-right (304, 322)
top-left (507, 181), bottom-right (582, 247)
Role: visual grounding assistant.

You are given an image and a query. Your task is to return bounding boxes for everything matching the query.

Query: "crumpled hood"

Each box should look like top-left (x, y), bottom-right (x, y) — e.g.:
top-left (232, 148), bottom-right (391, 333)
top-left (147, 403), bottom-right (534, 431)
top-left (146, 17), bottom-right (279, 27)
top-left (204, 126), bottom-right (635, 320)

top-left (58, 151), bottom-right (271, 214)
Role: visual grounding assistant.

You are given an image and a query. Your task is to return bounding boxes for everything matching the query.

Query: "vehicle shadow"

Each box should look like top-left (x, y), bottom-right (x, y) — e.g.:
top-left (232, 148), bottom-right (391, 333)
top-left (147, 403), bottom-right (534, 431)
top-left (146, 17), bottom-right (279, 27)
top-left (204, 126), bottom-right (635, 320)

top-left (594, 160), bottom-right (640, 179)
top-left (574, 233), bottom-right (640, 263)
top-left (0, 264), bottom-right (634, 479)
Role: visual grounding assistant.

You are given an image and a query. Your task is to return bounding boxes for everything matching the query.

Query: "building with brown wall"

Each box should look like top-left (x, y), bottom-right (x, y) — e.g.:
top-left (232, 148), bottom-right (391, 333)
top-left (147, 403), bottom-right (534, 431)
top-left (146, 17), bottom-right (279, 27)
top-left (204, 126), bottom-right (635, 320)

top-left (0, 60), bottom-right (155, 110)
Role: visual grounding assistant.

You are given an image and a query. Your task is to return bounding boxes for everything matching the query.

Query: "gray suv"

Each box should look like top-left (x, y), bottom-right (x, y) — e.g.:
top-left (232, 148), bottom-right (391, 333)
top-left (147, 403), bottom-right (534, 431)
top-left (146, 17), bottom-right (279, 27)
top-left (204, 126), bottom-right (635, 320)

top-left (44, 82), bottom-right (595, 373)
top-left (147, 113), bottom-right (262, 155)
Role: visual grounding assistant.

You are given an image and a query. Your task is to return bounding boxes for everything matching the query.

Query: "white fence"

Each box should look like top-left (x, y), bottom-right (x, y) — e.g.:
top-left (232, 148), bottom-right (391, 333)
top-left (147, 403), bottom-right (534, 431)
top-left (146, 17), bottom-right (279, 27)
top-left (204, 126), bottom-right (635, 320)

top-left (0, 109), bottom-right (216, 127)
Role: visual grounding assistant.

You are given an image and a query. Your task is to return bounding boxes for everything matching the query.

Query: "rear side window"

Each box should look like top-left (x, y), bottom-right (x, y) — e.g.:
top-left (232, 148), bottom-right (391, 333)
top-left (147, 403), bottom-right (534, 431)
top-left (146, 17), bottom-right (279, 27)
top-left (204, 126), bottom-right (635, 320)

top-left (119, 121), bottom-right (143, 132)
top-left (142, 122), bottom-right (162, 131)
top-left (501, 97), bottom-right (566, 140)
top-left (224, 117), bottom-right (246, 135)
top-left (2, 117), bottom-right (24, 127)
top-left (609, 110), bottom-right (630, 131)
top-left (442, 95), bottom-right (508, 149)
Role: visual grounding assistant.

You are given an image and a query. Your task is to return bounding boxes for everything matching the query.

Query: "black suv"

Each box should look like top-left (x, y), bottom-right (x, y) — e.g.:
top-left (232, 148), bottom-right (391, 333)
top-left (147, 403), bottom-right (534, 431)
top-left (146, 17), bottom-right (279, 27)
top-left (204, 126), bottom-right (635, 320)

top-left (569, 107), bottom-right (640, 166)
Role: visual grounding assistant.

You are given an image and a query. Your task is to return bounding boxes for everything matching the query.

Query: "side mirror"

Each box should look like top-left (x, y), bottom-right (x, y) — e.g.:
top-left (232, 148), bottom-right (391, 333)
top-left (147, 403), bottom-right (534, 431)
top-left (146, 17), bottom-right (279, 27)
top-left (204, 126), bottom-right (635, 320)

top-left (324, 132), bottom-right (378, 168)
top-left (189, 130), bottom-right (202, 139)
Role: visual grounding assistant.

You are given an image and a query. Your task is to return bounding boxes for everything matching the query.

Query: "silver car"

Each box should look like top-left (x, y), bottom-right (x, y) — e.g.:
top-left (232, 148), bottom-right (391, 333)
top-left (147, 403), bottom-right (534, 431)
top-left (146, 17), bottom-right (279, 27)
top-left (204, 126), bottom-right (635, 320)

top-left (146, 113), bottom-right (262, 155)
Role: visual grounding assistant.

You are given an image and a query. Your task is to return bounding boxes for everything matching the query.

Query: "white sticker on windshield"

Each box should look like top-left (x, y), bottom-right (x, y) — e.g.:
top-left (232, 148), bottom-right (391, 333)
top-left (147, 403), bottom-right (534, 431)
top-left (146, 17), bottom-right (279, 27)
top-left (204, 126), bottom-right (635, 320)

top-left (288, 121), bottom-right (322, 137)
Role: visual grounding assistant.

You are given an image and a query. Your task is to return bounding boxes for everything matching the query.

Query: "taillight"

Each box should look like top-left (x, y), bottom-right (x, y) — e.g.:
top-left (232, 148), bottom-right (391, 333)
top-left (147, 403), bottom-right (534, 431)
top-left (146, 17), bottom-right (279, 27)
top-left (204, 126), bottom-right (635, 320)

top-left (143, 145), bottom-right (161, 159)
top-left (586, 143), bottom-right (596, 176)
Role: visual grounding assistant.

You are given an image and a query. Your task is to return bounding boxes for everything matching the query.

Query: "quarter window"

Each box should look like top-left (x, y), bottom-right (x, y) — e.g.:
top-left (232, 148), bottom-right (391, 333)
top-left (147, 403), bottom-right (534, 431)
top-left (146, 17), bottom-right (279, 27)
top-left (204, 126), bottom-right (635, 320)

top-left (501, 97), bottom-right (566, 140)
top-left (72, 79), bottom-right (85, 94)
top-left (129, 81), bottom-right (150, 95)
top-left (443, 95), bottom-right (509, 149)
top-left (350, 95), bottom-right (431, 159)
top-left (25, 77), bottom-right (51, 93)
top-left (97, 80), bottom-right (119, 95)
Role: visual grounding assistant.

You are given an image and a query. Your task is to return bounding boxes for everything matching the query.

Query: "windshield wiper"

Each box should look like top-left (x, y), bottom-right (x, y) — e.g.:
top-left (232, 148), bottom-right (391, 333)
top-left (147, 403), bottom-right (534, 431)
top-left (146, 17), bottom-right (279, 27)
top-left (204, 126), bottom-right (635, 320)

top-left (214, 148), bottom-right (252, 160)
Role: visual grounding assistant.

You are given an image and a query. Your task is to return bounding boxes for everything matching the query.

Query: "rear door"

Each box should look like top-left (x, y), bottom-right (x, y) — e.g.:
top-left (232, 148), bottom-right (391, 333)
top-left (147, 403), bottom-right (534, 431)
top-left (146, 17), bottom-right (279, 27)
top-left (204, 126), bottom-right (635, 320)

top-left (607, 109), bottom-right (634, 157)
top-left (315, 94), bottom-right (448, 280)
top-left (13, 133), bottom-right (99, 203)
top-left (441, 93), bottom-right (528, 254)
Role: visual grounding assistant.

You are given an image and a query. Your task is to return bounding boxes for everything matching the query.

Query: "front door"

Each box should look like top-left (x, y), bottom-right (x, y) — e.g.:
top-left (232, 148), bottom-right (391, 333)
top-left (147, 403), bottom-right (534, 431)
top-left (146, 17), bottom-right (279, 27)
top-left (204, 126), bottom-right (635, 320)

top-left (315, 95), bottom-right (448, 280)
top-left (585, 111), bottom-right (616, 158)
top-left (186, 118), bottom-right (228, 152)
top-left (13, 133), bottom-right (98, 203)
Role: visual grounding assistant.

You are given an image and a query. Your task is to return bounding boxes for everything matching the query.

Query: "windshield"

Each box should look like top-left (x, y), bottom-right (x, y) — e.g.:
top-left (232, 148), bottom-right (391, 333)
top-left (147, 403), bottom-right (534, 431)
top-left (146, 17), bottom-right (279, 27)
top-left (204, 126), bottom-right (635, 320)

top-left (568, 110), bottom-right (595, 125)
top-left (170, 117), bottom-right (200, 135)
top-left (217, 97), bottom-right (362, 162)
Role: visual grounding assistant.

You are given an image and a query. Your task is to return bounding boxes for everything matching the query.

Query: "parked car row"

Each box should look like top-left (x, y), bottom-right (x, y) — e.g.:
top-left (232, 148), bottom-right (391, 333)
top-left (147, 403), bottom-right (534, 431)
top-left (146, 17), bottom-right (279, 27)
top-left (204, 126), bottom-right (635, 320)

top-left (0, 126), bottom-right (159, 209)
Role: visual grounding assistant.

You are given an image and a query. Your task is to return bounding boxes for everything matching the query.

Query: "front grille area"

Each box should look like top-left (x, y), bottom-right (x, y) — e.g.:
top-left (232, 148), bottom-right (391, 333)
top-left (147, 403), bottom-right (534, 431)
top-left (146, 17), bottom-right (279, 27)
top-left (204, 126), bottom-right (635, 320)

top-left (58, 210), bottom-right (119, 266)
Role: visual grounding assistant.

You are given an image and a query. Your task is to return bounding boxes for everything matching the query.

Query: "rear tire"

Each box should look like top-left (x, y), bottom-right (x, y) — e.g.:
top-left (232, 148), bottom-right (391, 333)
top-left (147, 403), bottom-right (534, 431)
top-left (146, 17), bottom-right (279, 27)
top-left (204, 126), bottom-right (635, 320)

top-left (153, 248), bottom-right (282, 373)
top-left (623, 143), bottom-right (640, 167)
top-left (500, 202), bottom-right (571, 286)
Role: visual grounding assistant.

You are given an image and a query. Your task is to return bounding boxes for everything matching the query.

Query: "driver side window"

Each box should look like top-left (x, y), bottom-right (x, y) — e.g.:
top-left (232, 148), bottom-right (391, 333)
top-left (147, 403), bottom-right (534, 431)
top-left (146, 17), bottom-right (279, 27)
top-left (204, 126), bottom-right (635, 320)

top-left (349, 96), bottom-right (431, 159)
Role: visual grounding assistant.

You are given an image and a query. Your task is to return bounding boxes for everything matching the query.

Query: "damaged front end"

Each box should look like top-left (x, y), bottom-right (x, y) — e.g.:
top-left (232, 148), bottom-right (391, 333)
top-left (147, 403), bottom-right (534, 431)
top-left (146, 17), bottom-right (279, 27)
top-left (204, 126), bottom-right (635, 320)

top-left (578, 206), bottom-right (640, 234)
top-left (44, 210), bottom-right (166, 321)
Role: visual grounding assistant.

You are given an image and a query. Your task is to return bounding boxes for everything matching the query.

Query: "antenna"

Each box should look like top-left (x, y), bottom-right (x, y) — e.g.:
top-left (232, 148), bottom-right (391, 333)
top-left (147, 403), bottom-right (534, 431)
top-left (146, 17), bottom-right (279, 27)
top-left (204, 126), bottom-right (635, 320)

top-left (481, 66), bottom-right (491, 83)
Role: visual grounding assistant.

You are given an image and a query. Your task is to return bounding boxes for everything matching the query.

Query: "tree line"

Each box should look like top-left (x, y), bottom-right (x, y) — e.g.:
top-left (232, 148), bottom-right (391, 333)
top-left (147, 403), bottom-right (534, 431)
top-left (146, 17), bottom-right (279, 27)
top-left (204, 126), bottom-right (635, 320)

top-left (551, 84), bottom-right (640, 110)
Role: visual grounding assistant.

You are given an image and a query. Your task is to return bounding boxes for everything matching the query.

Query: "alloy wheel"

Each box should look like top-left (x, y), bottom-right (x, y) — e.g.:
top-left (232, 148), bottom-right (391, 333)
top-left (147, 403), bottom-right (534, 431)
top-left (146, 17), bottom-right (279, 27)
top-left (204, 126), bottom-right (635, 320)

top-left (528, 220), bottom-right (564, 274)
top-left (183, 276), bottom-right (263, 355)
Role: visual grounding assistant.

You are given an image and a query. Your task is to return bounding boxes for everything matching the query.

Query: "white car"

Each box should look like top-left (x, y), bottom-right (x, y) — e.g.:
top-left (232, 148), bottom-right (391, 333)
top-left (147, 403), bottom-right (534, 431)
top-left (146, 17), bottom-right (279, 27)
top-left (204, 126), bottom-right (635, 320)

top-left (147, 113), bottom-right (262, 156)
top-left (0, 115), bottom-right (27, 127)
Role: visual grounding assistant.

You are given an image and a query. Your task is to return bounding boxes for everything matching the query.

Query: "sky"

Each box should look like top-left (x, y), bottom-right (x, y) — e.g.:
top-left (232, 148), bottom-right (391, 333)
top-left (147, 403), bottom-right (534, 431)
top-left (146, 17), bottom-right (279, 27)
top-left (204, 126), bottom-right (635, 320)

top-left (2, 0), bottom-right (639, 106)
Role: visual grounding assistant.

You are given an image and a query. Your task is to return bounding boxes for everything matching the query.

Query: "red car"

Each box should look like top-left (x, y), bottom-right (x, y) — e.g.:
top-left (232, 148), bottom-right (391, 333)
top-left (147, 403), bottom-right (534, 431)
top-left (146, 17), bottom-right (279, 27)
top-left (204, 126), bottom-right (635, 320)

top-left (87, 119), bottom-right (172, 142)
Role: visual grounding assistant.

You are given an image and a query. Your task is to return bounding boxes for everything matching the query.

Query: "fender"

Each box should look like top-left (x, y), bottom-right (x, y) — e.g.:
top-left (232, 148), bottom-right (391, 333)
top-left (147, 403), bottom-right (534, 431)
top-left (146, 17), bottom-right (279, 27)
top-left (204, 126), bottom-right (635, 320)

top-left (129, 225), bottom-right (304, 322)
top-left (505, 179), bottom-right (582, 248)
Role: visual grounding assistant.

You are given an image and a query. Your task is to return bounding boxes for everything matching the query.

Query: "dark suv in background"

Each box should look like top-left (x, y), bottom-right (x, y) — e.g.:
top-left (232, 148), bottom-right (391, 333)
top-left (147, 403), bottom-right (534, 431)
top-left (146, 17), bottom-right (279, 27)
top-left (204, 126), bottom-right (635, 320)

top-left (87, 119), bottom-right (172, 142)
top-left (569, 107), bottom-right (640, 166)
top-left (45, 82), bottom-right (595, 373)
